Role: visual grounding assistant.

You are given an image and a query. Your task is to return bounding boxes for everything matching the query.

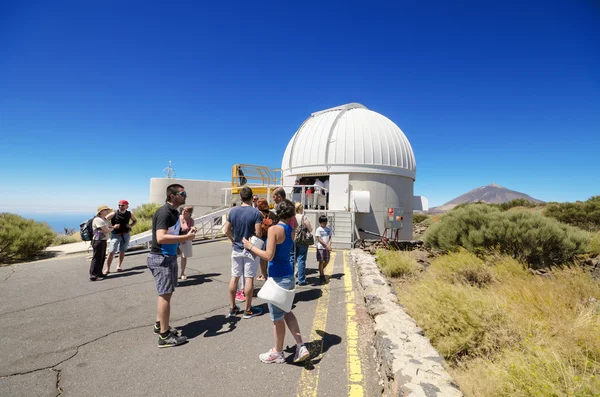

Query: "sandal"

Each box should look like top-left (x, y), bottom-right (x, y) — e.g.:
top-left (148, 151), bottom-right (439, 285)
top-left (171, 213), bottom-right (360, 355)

top-left (180, 275), bottom-right (187, 280)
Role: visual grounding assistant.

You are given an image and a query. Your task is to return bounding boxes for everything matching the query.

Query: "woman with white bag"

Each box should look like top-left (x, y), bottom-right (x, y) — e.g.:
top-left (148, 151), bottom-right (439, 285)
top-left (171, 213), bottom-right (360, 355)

top-left (243, 199), bottom-right (310, 364)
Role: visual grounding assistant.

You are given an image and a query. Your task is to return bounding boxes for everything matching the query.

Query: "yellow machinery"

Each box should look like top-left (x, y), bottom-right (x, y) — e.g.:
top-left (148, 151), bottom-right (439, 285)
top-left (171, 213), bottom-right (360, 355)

top-left (231, 164), bottom-right (282, 196)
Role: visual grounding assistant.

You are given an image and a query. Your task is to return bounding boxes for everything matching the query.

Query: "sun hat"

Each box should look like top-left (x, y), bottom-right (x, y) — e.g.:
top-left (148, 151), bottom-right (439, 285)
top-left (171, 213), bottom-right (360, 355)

top-left (97, 205), bottom-right (111, 215)
top-left (118, 200), bottom-right (129, 206)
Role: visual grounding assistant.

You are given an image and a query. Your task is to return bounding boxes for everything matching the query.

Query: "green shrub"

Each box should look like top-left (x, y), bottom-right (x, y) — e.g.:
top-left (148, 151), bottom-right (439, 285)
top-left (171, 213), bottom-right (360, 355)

top-left (376, 249), bottom-right (420, 278)
top-left (130, 218), bottom-right (152, 235)
top-left (132, 203), bottom-right (161, 220)
top-left (0, 213), bottom-right (56, 264)
top-left (413, 213), bottom-right (429, 224)
top-left (588, 232), bottom-right (600, 257)
top-left (424, 204), bottom-right (589, 268)
top-left (544, 196), bottom-right (600, 232)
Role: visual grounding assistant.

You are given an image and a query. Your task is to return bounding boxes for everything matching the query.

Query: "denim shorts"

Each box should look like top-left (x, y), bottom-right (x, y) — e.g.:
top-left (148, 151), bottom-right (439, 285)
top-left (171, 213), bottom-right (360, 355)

top-left (109, 233), bottom-right (130, 253)
top-left (268, 276), bottom-right (294, 321)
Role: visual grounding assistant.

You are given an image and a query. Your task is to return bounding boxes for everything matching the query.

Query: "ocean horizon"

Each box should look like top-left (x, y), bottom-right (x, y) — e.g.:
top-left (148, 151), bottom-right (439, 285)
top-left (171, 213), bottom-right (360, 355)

top-left (17, 212), bottom-right (93, 234)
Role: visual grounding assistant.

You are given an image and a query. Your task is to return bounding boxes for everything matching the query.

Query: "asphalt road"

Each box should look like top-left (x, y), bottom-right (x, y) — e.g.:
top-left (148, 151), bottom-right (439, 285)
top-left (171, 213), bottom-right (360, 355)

top-left (0, 241), bottom-right (380, 397)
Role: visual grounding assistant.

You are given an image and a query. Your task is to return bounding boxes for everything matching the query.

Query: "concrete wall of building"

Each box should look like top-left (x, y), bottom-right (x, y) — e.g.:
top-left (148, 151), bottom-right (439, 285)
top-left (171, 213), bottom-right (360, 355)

top-left (350, 174), bottom-right (414, 240)
top-left (149, 178), bottom-right (230, 215)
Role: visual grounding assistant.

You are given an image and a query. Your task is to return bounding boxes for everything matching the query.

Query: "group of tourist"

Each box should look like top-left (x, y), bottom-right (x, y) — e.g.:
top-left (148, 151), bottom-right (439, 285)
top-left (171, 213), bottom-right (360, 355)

top-left (90, 183), bottom-right (332, 364)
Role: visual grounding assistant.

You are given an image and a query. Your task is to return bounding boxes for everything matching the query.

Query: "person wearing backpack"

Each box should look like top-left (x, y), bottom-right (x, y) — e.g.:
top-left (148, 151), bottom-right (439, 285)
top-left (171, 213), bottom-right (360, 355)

top-left (292, 202), bottom-right (313, 286)
top-left (105, 200), bottom-right (137, 273)
top-left (90, 205), bottom-right (114, 281)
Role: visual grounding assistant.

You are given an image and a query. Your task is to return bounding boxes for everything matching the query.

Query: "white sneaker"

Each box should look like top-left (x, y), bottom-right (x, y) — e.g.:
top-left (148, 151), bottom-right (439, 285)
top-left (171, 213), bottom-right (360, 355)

top-left (293, 344), bottom-right (310, 363)
top-left (259, 349), bottom-right (285, 364)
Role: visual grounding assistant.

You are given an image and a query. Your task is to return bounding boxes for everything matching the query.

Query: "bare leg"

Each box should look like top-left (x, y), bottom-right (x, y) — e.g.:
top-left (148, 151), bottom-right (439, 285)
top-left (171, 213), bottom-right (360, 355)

top-left (259, 259), bottom-right (268, 279)
top-left (117, 251), bottom-right (125, 269)
top-left (284, 311), bottom-right (304, 344)
top-left (229, 276), bottom-right (240, 309)
top-left (157, 293), bottom-right (172, 333)
top-left (106, 252), bottom-right (115, 273)
top-left (244, 276), bottom-right (255, 311)
top-left (318, 261), bottom-right (324, 277)
top-left (180, 257), bottom-right (187, 277)
top-left (273, 319), bottom-right (286, 352)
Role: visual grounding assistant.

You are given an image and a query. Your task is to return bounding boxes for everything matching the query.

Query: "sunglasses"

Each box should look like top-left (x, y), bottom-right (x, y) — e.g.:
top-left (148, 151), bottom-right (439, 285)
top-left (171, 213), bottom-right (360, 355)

top-left (118, 204), bottom-right (126, 207)
top-left (174, 191), bottom-right (187, 198)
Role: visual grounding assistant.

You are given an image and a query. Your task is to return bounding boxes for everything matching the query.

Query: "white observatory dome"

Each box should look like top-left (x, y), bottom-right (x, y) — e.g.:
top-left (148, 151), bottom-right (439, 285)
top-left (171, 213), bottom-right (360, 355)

top-left (281, 103), bottom-right (416, 179)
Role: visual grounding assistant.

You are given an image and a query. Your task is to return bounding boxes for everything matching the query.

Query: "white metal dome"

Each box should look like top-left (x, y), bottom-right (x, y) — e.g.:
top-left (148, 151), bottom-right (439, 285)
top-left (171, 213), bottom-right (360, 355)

top-left (281, 103), bottom-right (416, 179)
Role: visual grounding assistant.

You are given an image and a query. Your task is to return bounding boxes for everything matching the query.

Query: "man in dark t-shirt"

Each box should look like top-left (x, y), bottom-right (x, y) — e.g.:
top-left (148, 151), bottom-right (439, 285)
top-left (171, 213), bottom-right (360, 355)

top-left (224, 186), bottom-right (264, 319)
top-left (147, 183), bottom-right (196, 348)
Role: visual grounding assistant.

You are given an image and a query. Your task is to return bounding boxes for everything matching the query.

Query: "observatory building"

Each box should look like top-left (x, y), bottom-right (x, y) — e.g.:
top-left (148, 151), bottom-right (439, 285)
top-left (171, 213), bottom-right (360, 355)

top-left (281, 103), bottom-right (425, 245)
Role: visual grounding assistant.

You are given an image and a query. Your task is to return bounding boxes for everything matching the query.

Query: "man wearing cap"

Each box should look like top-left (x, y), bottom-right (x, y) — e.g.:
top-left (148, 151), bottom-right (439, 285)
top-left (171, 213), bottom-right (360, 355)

top-left (106, 200), bottom-right (137, 273)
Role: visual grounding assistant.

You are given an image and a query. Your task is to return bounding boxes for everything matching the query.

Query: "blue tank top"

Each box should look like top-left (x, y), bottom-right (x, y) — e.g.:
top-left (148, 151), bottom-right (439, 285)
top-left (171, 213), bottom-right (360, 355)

top-left (268, 223), bottom-right (294, 278)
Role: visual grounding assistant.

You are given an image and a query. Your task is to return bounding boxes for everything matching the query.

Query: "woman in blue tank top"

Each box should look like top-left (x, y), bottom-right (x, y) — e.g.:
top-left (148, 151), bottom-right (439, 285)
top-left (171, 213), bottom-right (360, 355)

top-left (243, 199), bottom-right (310, 364)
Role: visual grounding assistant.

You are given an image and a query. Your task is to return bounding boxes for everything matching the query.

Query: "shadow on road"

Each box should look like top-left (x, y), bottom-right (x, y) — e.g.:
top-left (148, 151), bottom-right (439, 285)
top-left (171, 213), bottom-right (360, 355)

top-left (179, 314), bottom-right (240, 339)
top-left (104, 271), bottom-right (144, 279)
top-left (285, 330), bottom-right (342, 368)
top-left (121, 265), bottom-right (148, 272)
top-left (177, 273), bottom-right (221, 287)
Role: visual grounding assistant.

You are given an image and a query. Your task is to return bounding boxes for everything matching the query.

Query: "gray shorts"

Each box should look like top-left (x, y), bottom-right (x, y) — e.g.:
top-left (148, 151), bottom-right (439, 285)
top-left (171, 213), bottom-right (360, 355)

top-left (147, 254), bottom-right (178, 295)
top-left (109, 233), bottom-right (130, 253)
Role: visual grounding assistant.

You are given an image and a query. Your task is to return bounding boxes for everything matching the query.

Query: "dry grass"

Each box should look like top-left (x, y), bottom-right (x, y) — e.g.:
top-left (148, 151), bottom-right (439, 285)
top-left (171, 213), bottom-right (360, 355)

top-left (388, 250), bottom-right (600, 396)
top-left (376, 249), bottom-right (421, 278)
top-left (52, 232), bottom-right (82, 245)
top-left (588, 231), bottom-right (600, 257)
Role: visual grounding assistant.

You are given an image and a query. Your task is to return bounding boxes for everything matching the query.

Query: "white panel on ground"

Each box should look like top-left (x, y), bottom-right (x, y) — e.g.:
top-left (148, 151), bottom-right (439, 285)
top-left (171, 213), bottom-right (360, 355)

top-left (350, 191), bottom-right (370, 213)
top-left (328, 174), bottom-right (350, 210)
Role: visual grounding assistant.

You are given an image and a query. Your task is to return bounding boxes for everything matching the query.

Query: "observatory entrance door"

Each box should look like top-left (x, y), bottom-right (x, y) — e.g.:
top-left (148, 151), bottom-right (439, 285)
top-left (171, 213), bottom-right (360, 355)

top-left (329, 174), bottom-right (350, 211)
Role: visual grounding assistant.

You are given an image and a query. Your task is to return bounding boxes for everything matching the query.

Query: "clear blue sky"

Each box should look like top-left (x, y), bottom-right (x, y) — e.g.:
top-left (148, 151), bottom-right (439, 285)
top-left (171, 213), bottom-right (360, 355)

top-left (1, 0), bottom-right (598, 213)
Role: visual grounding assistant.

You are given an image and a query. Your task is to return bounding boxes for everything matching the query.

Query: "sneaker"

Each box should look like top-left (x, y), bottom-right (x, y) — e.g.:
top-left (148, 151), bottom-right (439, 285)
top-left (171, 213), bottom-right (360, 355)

top-left (153, 324), bottom-right (180, 335)
top-left (297, 281), bottom-right (308, 286)
top-left (259, 349), bottom-right (285, 364)
top-left (235, 290), bottom-right (246, 302)
top-left (180, 275), bottom-right (187, 281)
top-left (243, 306), bottom-right (263, 319)
top-left (157, 330), bottom-right (187, 348)
top-left (227, 305), bottom-right (242, 318)
top-left (293, 344), bottom-right (310, 363)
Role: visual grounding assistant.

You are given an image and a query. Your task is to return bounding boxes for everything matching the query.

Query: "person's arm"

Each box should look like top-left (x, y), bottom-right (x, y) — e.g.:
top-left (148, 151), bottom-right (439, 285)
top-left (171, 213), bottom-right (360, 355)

top-left (106, 211), bottom-right (115, 221)
top-left (98, 221), bottom-right (114, 234)
top-left (327, 230), bottom-right (332, 250)
top-left (129, 212), bottom-right (137, 230)
top-left (224, 221), bottom-right (233, 243)
top-left (243, 226), bottom-right (278, 261)
top-left (255, 222), bottom-right (262, 239)
top-left (156, 228), bottom-right (195, 244)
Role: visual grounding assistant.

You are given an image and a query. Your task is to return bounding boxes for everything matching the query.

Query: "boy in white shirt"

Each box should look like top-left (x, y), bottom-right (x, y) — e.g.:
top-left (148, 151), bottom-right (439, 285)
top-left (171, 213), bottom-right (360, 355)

top-left (315, 215), bottom-right (332, 283)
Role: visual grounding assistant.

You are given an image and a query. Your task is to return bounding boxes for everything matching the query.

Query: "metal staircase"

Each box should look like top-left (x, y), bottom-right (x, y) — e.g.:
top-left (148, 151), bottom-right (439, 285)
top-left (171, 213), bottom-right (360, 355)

top-left (305, 210), bottom-right (354, 250)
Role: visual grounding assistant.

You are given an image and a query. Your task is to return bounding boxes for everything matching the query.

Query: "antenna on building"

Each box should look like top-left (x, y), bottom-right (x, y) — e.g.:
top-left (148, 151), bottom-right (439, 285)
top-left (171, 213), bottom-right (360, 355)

top-left (163, 160), bottom-right (175, 178)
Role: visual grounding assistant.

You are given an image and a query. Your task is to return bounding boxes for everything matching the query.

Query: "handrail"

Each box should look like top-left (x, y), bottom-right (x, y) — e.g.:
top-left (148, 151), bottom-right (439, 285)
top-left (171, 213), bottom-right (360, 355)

top-left (128, 206), bottom-right (233, 248)
top-left (231, 164), bottom-right (281, 187)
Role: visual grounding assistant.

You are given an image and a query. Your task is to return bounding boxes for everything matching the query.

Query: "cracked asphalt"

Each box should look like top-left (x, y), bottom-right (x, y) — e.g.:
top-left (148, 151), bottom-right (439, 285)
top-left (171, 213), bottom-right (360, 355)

top-left (0, 241), bottom-right (380, 397)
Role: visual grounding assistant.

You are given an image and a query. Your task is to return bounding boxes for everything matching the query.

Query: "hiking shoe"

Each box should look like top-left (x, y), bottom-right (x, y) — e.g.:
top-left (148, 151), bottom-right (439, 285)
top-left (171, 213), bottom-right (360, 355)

top-left (293, 344), bottom-right (310, 363)
top-left (243, 306), bottom-right (263, 319)
top-left (227, 305), bottom-right (242, 318)
top-left (259, 349), bottom-right (285, 364)
top-left (235, 290), bottom-right (246, 302)
top-left (157, 330), bottom-right (187, 348)
top-left (153, 324), bottom-right (180, 335)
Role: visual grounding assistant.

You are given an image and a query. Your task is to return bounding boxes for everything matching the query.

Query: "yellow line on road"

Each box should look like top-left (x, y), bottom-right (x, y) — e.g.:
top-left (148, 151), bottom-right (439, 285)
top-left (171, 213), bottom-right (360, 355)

top-left (344, 252), bottom-right (364, 396)
top-left (296, 251), bottom-right (336, 397)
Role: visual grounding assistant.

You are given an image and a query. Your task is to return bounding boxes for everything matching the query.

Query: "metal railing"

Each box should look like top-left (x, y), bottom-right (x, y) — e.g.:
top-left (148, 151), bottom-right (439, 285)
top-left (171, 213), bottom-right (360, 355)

top-left (128, 206), bottom-right (232, 249)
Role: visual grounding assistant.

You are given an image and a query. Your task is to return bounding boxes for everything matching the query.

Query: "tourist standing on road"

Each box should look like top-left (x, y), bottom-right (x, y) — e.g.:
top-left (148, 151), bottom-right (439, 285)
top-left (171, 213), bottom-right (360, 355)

top-left (293, 202), bottom-right (313, 286)
top-left (242, 199), bottom-right (310, 364)
top-left (90, 205), bottom-right (114, 281)
top-left (147, 184), bottom-right (196, 348)
top-left (178, 206), bottom-right (195, 280)
top-left (105, 200), bottom-right (137, 273)
top-left (251, 195), bottom-right (259, 208)
top-left (315, 215), bottom-right (332, 283)
top-left (224, 186), bottom-right (264, 319)
top-left (256, 198), bottom-right (276, 281)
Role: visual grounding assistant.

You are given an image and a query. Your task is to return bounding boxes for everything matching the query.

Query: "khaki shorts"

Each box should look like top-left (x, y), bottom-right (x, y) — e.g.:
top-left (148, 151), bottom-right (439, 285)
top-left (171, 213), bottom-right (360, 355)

top-left (231, 250), bottom-right (259, 278)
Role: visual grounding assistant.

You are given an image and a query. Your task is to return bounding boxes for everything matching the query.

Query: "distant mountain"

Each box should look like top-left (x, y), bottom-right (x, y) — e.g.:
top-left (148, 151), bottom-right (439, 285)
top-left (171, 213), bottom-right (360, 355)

top-left (429, 183), bottom-right (544, 214)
